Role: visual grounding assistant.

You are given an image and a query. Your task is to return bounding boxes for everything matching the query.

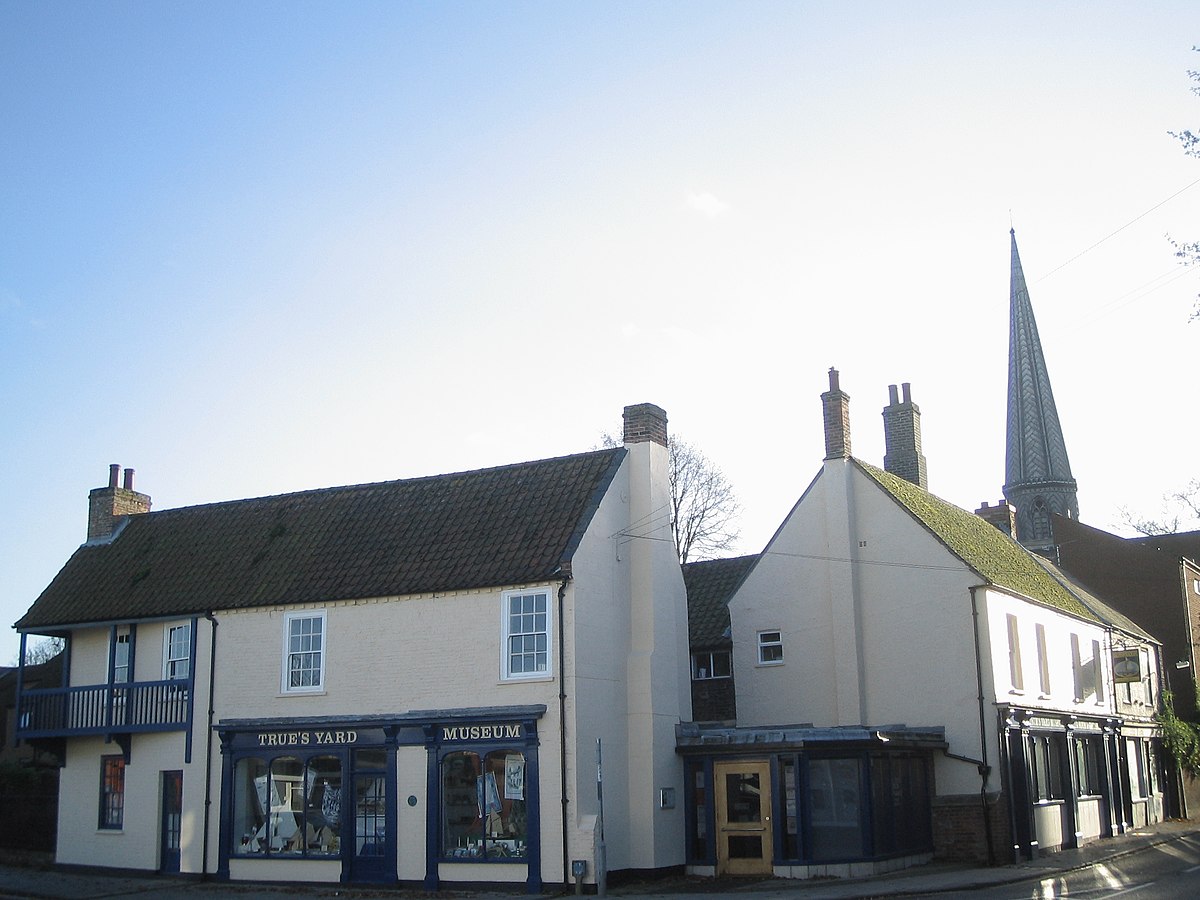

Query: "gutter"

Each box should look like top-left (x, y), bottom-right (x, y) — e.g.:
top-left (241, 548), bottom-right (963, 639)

top-left (557, 576), bottom-right (571, 889)
top-left (202, 611), bottom-right (218, 878)
top-left (968, 586), bottom-right (996, 865)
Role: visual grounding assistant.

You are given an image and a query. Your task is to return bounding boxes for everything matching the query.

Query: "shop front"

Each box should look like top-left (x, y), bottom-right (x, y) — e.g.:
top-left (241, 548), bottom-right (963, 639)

top-left (216, 705), bottom-right (544, 890)
top-left (677, 724), bottom-right (944, 879)
top-left (1000, 707), bottom-right (1129, 858)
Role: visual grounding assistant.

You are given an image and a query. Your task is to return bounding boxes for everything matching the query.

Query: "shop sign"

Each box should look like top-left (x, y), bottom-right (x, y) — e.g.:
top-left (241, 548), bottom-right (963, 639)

top-left (441, 723), bottom-right (523, 742)
top-left (255, 729), bottom-right (359, 747)
top-left (1113, 650), bottom-right (1142, 683)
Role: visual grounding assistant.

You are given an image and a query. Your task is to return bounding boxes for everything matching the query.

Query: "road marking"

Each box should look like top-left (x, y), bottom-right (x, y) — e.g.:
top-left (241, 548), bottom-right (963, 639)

top-left (1103, 882), bottom-right (1155, 897)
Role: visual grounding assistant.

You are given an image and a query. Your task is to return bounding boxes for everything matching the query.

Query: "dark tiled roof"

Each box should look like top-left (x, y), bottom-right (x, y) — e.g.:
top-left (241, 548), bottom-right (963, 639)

top-left (683, 555), bottom-right (757, 648)
top-left (1127, 530), bottom-right (1200, 561)
top-left (17, 449), bottom-right (626, 630)
top-left (857, 462), bottom-right (1099, 623)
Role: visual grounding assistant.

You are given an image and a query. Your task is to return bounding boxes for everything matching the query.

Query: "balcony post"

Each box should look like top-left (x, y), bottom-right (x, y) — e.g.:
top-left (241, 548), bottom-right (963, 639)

top-left (106, 624), bottom-right (116, 729)
top-left (14, 634), bottom-right (27, 743)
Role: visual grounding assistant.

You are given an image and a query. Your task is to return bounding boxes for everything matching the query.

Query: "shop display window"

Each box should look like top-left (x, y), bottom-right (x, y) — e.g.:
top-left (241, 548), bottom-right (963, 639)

top-left (233, 755), bottom-right (342, 857)
top-left (806, 757), bottom-right (865, 860)
top-left (686, 761), bottom-right (708, 861)
top-left (441, 749), bottom-right (527, 860)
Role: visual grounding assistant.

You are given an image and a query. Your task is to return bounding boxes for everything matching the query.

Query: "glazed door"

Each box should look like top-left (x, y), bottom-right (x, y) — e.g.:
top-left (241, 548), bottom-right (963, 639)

top-left (714, 760), bottom-right (773, 876)
top-left (160, 771), bottom-right (183, 873)
top-left (348, 773), bottom-right (390, 882)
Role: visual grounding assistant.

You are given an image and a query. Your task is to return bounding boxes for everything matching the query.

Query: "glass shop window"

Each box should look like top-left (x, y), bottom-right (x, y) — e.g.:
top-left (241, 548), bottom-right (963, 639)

top-left (782, 757), bottom-right (800, 859)
top-left (687, 761), bottom-right (708, 861)
top-left (232, 755), bottom-right (342, 857)
top-left (442, 750), bottom-right (528, 860)
top-left (871, 755), bottom-right (932, 856)
top-left (806, 757), bottom-right (865, 861)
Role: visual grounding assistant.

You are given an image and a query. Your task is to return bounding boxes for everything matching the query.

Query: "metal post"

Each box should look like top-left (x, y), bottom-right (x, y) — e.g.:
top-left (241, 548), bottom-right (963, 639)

top-left (597, 738), bottom-right (607, 897)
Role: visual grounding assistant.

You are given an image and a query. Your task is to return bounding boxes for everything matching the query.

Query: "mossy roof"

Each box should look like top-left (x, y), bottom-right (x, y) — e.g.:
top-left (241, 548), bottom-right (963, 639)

top-left (857, 461), bottom-right (1100, 623)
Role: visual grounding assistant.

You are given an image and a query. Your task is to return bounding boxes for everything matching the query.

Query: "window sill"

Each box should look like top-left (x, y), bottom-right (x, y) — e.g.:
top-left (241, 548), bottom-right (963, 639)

top-left (499, 674), bottom-right (553, 685)
top-left (756, 661), bottom-right (785, 668)
top-left (1008, 689), bottom-right (1025, 696)
top-left (277, 690), bottom-right (328, 698)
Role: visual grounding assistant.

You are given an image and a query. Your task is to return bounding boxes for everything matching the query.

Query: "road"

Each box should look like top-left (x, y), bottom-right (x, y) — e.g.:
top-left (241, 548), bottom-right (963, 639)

top-left (903, 831), bottom-right (1200, 899)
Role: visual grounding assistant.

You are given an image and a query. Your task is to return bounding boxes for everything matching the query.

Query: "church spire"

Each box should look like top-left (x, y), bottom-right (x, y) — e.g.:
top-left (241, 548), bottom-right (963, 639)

top-left (1003, 229), bottom-right (1079, 550)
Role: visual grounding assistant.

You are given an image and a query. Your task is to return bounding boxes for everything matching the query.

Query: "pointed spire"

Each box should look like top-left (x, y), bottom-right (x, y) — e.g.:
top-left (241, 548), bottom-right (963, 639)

top-left (1003, 230), bottom-right (1079, 549)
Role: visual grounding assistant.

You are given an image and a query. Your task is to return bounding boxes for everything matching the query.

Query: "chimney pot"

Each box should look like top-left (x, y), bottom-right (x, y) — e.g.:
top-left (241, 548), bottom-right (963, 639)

top-left (88, 465), bottom-right (152, 542)
top-left (882, 382), bottom-right (928, 489)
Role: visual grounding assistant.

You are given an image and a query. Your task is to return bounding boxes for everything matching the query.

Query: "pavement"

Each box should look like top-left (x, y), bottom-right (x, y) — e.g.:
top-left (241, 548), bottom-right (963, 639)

top-left (2, 819), bottom-right (1198, 900)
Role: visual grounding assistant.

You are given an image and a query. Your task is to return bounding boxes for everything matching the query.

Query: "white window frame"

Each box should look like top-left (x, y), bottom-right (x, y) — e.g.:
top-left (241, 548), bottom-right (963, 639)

top-left (163, 622), bottom-right (191, 681)
top-left (757, 630), bottom-right (784, 666)
top-left (282, 610), bottom-right (327, 694)
top-left (501, 589), bottom-right (552, 681)
top-left (1092, 639), bottom-right (1106, 703)
top-left (112, 629), bottom-right (131, 684)
top-left (1035, 623), bottom-right (1051, 697)
top-left (1070, 633), bottom-right (1083, 702)
top-left (692, 650), bottom-right (732, 680)
top-left (1006, 614), bottom-right (1024, 692)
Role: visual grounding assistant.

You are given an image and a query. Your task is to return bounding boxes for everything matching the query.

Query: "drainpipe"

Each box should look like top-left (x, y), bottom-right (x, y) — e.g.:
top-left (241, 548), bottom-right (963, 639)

top-left (557, 577), bottom-right (571, 890)
top-left (201, 611), bottom-right (218, 878)
top-left (969, 586), bottom-right (996, 865)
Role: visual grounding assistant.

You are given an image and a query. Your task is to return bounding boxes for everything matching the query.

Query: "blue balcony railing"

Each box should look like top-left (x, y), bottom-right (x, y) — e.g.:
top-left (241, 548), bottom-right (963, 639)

top-left (17, 680), bottom-right (190, 739)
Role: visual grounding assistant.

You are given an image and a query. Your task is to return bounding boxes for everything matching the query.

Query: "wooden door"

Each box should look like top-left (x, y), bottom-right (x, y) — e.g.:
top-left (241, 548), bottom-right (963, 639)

top-left (714, 760), bottom-right (773, 876)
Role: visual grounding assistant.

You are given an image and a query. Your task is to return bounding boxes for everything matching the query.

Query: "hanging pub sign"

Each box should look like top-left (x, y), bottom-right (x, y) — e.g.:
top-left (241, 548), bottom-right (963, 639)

top-left (1112, 649), bottom-right (1142, 683)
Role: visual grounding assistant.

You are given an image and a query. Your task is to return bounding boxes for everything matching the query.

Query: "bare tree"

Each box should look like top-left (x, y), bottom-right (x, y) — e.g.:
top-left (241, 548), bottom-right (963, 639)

top-left (599, 432), bottom-right (741, 563)
top-left (1118, 480), bottom-right (1200, 535)
top-left (1168, 47), bottom-right (1200, 321)
top-left (668, 437), bottom-right (741, 564)
top-left (11, 636), bottom-right (64, 666)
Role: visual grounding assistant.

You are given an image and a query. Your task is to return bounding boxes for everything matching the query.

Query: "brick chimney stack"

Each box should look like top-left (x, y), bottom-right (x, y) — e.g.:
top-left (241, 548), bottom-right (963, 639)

top-left (882, 382), bottom-right (928, 489)
top-left (87, 464), bottom-right (151, 542)
top-left (623, 403), bottom-right (669, 447)
top-left (976, 499), bottom-right (1018, 540)
top-left (821, 368), bottom-right (852, 460)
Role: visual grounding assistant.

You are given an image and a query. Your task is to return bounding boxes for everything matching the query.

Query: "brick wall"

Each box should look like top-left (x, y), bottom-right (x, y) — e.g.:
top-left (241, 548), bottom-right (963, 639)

top-left (690, 678), bottom-right (736, 722)
top-left (932, 791), bottom-right (1012, 865)
top-left (623, 403), bottom-right (669, 447)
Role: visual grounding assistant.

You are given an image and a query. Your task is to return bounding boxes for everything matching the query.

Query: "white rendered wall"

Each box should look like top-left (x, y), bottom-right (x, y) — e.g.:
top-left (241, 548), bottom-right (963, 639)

top-left (567, 439), bottom-right (690, 875)
top-left (58, 618), bottom-right (214, 875)
top-left (728, 459), bottom-right (1132, 801)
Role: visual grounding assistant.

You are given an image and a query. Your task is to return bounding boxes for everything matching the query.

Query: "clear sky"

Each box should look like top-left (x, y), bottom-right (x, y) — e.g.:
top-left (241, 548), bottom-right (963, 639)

top-left (2, 1), bottom-right (1197, 664)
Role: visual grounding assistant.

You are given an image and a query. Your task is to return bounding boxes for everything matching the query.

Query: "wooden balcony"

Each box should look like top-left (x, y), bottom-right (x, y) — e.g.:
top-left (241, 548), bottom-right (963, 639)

top-left (17, 679), bottom-right (191, 740)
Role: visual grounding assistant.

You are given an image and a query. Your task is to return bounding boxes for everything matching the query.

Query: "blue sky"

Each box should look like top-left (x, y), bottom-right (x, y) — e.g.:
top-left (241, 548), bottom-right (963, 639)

top-left (3, 1), bottom-right (1198, 663)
